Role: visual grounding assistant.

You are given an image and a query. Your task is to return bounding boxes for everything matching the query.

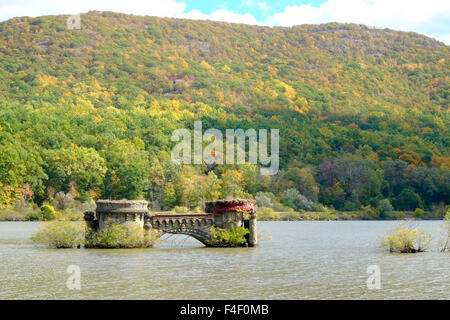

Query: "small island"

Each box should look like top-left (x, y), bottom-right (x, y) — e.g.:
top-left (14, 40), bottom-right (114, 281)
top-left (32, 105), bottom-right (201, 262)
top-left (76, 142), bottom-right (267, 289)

top-left (32, 199), bottom-right (258, 248)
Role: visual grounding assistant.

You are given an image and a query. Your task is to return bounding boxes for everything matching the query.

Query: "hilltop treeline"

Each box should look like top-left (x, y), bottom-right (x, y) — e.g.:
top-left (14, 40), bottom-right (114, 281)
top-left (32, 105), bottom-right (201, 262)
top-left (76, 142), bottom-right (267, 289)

top-left (0, 11), bottom-right (448, 216)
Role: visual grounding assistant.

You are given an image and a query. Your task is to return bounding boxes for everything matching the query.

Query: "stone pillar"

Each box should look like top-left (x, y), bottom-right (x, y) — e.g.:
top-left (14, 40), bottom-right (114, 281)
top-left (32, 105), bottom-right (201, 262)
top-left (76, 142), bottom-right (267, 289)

top-left (143, 212), bottom-right (153, 235)
top-left (83, 211), bottom-right (98, 230)
top-left (94, 200), bottom-right (149, 230)
top-left (205, 199), bottom-right (257, 246)
top-left (248, 209), bottom-right (258, 247)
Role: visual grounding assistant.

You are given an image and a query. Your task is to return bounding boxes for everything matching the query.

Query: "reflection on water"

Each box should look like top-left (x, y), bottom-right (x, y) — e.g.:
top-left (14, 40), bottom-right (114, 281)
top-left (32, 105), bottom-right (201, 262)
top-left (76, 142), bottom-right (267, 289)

top-left (0, 221), bottom-right (448, 299)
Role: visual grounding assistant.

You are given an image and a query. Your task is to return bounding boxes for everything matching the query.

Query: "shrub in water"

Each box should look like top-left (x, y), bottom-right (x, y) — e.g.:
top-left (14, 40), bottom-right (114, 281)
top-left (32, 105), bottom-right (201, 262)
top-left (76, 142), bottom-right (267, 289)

top-left (31, 221), bottom-right (85, 248)
top-left (85, 221), bottom-right (157, 248)
top-left (208, 226), bottom-right (249, 247)
top-left (440, 209), bottom-right (450, 252)
top-left (382, 224), bottom-right (431, 253)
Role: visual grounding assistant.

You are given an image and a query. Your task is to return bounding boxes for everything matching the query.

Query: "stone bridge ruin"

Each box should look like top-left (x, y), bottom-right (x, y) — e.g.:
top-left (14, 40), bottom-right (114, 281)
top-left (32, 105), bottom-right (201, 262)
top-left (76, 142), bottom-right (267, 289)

top-left (84, 199), bottom-right (257, 247)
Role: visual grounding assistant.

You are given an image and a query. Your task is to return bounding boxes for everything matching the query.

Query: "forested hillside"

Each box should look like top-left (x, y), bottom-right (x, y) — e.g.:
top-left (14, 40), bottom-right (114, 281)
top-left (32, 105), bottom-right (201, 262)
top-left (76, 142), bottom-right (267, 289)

top-left (0, 11), bottom-right (448, 217)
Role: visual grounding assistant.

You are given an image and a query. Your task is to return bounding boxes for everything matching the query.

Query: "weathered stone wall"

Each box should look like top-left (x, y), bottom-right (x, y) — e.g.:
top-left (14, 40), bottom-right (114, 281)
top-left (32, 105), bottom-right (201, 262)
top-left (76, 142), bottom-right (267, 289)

top-left (205, 199), bottom-right (257, 246)
top-left (95, 200), bottom-right (148, 229)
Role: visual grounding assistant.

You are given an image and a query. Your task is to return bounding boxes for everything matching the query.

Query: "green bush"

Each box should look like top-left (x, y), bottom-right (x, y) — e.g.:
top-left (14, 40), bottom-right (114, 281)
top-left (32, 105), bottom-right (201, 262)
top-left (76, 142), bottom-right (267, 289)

top-left (440, 209), bottom-right (450, 252)
top-left (272, 202), bottom-right (292, 212)
top-left (360, 205), bottom-right (380, 220)
top-left (341, 212), bottom-right (358, 220)
top-left (377, 199), bottom-right (394, 218)
top-left (85, 221), bottom-right (157, 248)
top-left (343, 201), bottom-right (358, 211)
top-left (414, 208), bottom-right (426, 218)
top-left (312, 203), bottom-right (324, 212)
top-left (395, 188), bottom-right (424, 211)
top-left (174, 206), bottom-right (189, 213)
top-left (26, 210), bottom-right (42, 221)
top-left (282, 210), bottom-right (301, 221)
top-left (208, 226), bottom-right (249, 247)
top-left (0, 210), bottom-right (25, 221)
top-left (256, 207), bottom-right (280, 221)
top-left (31, 221), bottom-right (85, 248)
top-left (431, 203), bottom-right (449, 219)
top-left (59, 208), bottom-right (84, 221)
top-left (382, 224), bottom-right (431, 253)
top-left (40, 205), bottom-right (58, 221)
top-left (383, 210), bottom-right (406, 220)
top-left (193, 206), bottom-right (202, 213)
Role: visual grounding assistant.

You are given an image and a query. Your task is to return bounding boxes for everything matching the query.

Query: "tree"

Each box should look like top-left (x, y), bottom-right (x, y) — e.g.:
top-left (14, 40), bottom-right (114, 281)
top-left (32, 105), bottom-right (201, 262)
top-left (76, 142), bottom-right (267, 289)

top-left (284, 166), bottom-right (319, 201)
top-left (377, 199), bottom-right (393, 218)
top-left (45, 147), bottom-right (107, 201)
top-left (221, 170), bottom-right (244, 198)
top-left (395, 188), bottom-right (424, 211)
top-left (162, 182), bottom-right (177, 209)
top-left (54, 191), bottom-right (74, 210)
top-left (147, 157), bottom-right (165, 205)
top-left (0, 138), bottom-right (47, 205)
top-left (238, 164), bottom-right (259, 196)
top-left (255, 192), bottom-right (273, 208)
top-left (178, 166), bottom-right (205, 208)
top-left (282, 188), bottom-right (314, 211)
top-left (205, 171), bottom-right (222, 201)
top-left (102, 141), bottom-right (149, 200)
top-left (283, 188), bottom-right (300, 210)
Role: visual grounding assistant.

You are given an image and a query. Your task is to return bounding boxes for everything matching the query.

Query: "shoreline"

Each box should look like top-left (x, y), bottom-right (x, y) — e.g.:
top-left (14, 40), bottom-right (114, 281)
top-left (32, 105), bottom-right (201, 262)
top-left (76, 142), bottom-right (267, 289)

top-left (0, 217), bottom-right (444, 222)
top-left (1, 208), bottom-right (445, 222)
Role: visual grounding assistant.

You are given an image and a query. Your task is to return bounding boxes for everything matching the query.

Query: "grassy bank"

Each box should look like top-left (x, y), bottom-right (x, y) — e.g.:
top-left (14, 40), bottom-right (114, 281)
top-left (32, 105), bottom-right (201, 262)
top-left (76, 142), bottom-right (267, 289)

top-left (255, 206), bottom-right (447, 221)
top-left (0, 202), bottom-right (91, 222)
top-left (257, 211), bottom-right (443, 221)
top-left (2, 204), bottom-right (447, 222)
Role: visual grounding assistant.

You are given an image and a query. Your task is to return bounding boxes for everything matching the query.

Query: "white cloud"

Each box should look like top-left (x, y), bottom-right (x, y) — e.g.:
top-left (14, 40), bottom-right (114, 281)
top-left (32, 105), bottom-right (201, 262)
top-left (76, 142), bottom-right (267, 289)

top-left (0, 0), bottom-right (262, 26)
top-left (0, 0), bottom-right (187, 21)
top-left (257, 2), bottom-right (270, 12)
top-left (240, 0), bottom-right (269, 12)
top-left (267, 0), bottom-right (450, 43)
top-left (0, 0), bottom-right (448, 43)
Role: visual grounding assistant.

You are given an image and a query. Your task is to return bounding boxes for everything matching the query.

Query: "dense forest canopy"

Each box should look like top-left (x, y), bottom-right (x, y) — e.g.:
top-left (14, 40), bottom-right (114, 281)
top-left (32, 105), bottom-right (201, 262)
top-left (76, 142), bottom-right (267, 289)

top-left (0, 11), bottom-right (448, 215)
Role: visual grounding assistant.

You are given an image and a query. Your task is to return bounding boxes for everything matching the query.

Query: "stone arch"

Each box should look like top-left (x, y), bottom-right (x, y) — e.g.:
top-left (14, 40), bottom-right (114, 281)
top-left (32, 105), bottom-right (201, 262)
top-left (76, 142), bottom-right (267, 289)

top-left (157, 228), bottom-right (211, 246)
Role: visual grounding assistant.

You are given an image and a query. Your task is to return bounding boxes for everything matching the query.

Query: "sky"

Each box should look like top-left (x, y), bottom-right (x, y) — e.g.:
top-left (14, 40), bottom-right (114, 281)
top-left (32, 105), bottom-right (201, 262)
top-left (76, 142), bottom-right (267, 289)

top-left (0, 0), bottom-right (449, 44)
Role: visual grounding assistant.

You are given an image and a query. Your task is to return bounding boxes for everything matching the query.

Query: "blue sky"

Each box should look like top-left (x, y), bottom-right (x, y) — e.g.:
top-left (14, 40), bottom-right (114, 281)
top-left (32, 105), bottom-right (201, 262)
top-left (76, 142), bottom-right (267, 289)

top-left (0, 0), bottom-right (449, 44)
top-left (183, 0), bottom-right (326, 21)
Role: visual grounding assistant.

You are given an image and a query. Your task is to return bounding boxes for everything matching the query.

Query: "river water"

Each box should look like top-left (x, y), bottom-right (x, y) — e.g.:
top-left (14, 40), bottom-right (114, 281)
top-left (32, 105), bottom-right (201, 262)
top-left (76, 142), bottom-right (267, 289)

top-left (0, 221), bottom-right (448, 299)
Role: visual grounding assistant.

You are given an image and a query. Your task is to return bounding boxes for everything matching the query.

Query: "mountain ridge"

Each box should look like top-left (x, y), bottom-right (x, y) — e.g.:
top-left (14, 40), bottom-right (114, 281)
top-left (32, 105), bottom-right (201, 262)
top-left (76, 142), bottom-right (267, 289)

top-left (0, 11), bottom-right (448, 212)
